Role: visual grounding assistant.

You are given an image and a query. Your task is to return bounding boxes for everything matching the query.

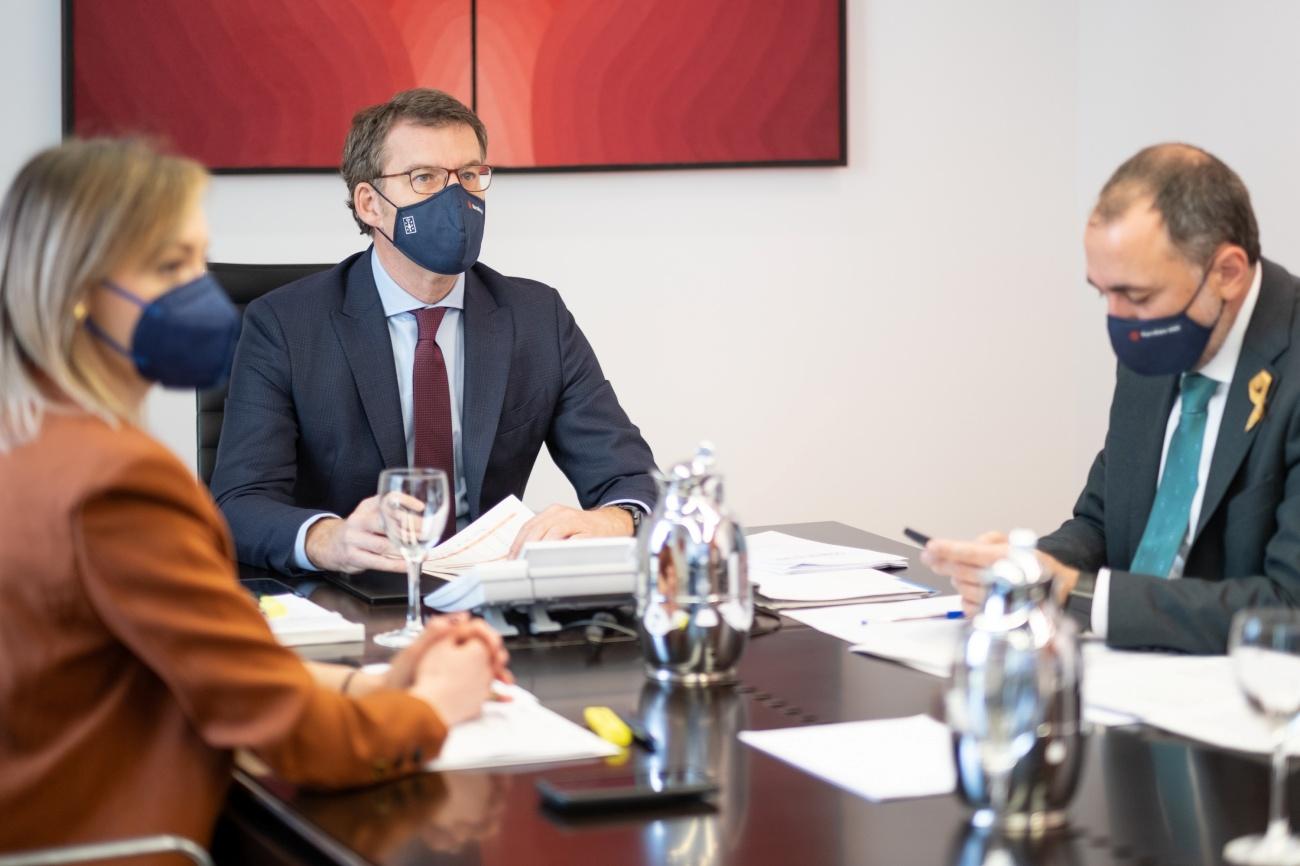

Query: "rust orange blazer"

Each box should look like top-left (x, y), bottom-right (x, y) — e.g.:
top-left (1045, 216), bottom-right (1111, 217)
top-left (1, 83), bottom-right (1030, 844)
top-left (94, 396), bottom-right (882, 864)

top-left (0, 412), bottom-right (447, 854)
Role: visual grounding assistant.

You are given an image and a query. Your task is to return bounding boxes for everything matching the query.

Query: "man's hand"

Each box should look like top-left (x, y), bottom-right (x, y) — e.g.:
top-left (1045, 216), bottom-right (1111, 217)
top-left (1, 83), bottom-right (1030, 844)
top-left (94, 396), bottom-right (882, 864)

top-left (921, 531), bottom-right (1080, 615)
top-left (507, 504), bottom-right (634, 558)
top-left (305, 495), bottom-right (406, 574)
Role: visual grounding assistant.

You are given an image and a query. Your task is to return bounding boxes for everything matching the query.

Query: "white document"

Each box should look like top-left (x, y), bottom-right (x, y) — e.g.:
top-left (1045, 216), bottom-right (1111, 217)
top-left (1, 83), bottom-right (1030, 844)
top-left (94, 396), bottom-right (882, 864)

top-left (753, 568), bottom-right (931, 604)
top-left (1082, 643), bottom-right (1300, 755)
top-left (427, 685), bottom-right (620, 771)
top-left (260, 594), bottom-right (365, 647)
top-left (739, 715), bottom-right (956, 801)
top-left (789, 595), bottom-right (964, 639)
top-left (849, 618), bottom-right (965, 678)
top-left (746, 531), bottom-right (908, 574)
top-left (422, 495), bottom-right (535, 578)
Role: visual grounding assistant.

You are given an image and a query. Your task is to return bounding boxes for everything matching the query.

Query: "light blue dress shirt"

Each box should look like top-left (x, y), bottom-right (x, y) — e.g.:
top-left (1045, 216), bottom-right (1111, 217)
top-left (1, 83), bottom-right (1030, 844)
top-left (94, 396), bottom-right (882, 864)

top-left (292, 251), bottom-right (469, 571)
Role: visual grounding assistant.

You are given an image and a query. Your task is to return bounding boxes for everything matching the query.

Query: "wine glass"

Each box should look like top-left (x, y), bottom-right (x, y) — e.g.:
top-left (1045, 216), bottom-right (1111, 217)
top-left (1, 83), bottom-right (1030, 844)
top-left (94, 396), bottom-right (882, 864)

top-left (373, 467), bottom-right (450, 649)
top-left (947, 626), bottom-right (1043, 829)
top-left (1224, 609), bottom-right (1300, 865)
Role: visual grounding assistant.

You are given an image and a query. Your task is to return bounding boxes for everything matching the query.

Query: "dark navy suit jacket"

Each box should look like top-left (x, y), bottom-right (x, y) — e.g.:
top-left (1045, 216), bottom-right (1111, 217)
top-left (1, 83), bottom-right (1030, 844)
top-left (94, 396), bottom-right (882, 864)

top-left (210, 250), bottom-right (657, 574)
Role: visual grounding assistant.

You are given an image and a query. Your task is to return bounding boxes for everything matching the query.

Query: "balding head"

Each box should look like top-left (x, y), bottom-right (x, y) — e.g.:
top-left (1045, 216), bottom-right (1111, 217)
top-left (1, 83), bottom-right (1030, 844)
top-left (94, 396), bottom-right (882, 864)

top-left (1093, 143), bottom-right (1259, 267)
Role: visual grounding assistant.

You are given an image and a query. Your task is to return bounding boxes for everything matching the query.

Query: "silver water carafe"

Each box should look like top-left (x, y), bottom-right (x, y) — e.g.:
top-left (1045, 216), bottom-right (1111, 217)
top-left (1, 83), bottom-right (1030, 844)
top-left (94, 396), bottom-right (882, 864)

top-left (635, 443), bottom-right (751, 685)
top-left (947, 530), bottom-right (1085, 834)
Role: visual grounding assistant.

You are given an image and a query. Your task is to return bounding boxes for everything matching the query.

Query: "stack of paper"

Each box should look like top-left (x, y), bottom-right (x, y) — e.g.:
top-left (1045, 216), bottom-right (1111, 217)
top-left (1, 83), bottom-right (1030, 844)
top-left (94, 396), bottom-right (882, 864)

top-left (739, 715), bottom-right (956, 801)
top-left (427, 685), bottom-right (621, 771)
top-left (754, 569), bottom-right (933, 610)
top-left (422, 495), bottom-right (535, 579)
top-left (747, 531), bottom-right (909, 573)
top-left (259, 594), bottom-right (365, 647)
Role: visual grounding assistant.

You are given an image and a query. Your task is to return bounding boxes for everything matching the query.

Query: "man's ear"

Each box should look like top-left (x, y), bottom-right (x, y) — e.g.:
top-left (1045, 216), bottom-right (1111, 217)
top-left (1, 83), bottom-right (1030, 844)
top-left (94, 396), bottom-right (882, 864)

top-left (354, 182), bottom-right (386, 234)
top-left (1212, 244), bottom-right (1252, 302)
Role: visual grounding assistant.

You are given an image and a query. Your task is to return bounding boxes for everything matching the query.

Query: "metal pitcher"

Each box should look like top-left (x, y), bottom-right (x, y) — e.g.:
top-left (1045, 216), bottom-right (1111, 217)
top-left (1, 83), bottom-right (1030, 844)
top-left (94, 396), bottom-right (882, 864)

top-left (948, 530), bottom-right (1085, 834)
top-left (635, 442), bottom-right (751, 685)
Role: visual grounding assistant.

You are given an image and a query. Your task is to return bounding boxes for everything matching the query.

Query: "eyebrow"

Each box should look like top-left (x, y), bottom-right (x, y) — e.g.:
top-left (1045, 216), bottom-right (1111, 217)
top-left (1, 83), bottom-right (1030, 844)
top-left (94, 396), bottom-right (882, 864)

top-left (397, 160), bottom-right (485, 173)
top-left (155, 239), bottom-right (206, 260)
top-left (1086, 277), bottom-right (1156, 296)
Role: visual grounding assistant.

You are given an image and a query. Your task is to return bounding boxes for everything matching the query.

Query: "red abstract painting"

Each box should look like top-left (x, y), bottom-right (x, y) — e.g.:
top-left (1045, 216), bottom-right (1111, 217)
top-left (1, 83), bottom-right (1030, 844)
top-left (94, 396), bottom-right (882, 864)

top-left (65, 0), bottom-right (844, 171)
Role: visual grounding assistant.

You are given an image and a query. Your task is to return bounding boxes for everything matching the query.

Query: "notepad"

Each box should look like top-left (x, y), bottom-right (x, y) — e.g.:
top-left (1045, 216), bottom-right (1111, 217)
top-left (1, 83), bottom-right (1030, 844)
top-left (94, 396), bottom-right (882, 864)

top-left (739, 715), bottom-right (956, 801)
top-left (259, 594), bottom-right (365, 647)
top-left (427, 685), bottom-right (621, 771)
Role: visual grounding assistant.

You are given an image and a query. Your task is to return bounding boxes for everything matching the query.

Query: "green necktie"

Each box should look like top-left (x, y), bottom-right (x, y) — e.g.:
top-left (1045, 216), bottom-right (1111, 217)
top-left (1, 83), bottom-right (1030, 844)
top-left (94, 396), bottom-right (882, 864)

top-left (1130, 373), bottom-right (1219, 578)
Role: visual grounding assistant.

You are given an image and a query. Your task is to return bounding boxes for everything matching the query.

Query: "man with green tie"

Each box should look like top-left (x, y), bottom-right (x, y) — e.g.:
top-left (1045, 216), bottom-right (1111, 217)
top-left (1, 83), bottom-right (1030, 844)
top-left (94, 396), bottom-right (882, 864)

top-left (924, 143), bottom-right (1300, 653)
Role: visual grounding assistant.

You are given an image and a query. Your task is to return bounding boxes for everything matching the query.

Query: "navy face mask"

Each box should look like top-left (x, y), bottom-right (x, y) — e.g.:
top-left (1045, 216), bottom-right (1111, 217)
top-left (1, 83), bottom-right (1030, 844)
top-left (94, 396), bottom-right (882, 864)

top-left (86, 273), bottom-right (240, 390)
top-left (1106, 267), bottom-right (1224, 377)
top-left (374, 182), bottom-right (486, 275)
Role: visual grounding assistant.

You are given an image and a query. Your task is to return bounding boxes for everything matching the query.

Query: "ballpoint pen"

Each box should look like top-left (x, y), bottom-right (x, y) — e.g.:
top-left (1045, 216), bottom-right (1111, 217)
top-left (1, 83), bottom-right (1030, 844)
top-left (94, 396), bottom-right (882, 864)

top-left (862, 610), bottom-right (965, 625)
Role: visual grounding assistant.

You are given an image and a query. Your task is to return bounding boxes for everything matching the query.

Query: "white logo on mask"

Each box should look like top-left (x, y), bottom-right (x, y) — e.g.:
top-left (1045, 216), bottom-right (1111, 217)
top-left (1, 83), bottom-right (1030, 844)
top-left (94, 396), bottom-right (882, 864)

top-left (402, 215), bottom-right (417, 235)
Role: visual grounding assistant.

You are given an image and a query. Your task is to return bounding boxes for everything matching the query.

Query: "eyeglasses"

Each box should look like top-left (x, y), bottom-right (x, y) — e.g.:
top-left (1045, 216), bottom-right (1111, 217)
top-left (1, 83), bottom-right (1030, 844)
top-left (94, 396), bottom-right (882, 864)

top-left (373, 165), bottom-right (493, 196)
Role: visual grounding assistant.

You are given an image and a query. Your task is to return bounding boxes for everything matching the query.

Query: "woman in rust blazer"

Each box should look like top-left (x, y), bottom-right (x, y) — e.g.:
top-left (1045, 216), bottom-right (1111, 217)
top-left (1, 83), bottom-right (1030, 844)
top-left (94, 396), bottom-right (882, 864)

top-left (0, 139), bottom-right (512, 855)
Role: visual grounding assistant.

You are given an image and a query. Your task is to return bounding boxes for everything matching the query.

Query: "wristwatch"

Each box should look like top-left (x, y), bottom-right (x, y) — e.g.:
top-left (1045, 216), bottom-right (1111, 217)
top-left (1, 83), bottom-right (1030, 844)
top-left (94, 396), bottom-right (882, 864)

top-left (615, 504), bottom-right (644, 535)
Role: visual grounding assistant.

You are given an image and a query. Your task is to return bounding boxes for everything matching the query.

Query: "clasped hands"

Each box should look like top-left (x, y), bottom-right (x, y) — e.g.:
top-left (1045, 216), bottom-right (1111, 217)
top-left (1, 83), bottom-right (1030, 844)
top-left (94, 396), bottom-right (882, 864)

top-left (391, 613), bottom-right (513, 727)
top-left (305, 495), bottom-right (634, 574)
top-left (919, 531), bottom-right (1081, 617)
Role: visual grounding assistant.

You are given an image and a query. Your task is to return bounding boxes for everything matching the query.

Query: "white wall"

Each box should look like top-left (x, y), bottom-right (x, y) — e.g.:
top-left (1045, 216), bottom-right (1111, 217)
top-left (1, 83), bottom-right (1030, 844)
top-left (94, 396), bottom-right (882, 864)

top-left (8, 1), bottom-right (1294, 543)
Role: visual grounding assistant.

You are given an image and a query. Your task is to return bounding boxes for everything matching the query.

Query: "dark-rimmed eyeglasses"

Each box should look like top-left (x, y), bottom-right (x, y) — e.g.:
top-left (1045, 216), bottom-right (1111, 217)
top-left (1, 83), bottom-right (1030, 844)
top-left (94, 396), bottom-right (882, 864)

top-left (372, 165), bottom-right (493, 196)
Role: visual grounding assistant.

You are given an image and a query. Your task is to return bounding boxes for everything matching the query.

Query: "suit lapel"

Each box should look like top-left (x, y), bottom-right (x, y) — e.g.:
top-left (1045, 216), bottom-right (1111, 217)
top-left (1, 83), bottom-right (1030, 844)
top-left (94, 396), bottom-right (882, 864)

top-left (1113, 368), bottom-right (1178, 565)
top-left (330, 250), bottom-right (407, 470)
top-left (1194, 259), bottom-right (1294, 540)
top-left (460, 267), bottom-right (514, 518)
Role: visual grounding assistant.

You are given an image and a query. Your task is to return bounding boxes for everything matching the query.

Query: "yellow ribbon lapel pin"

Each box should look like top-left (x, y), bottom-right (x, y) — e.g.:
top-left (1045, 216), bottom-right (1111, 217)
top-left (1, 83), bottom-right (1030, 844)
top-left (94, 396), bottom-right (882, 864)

top-left (1247, 370), bottom-right (1273, 432)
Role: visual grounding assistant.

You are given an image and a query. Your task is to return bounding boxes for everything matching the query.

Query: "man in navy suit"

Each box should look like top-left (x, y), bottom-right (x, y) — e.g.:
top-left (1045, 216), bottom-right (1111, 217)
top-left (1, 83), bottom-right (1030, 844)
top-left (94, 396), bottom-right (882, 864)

top-left (211, 89), bottom-right (657, 576)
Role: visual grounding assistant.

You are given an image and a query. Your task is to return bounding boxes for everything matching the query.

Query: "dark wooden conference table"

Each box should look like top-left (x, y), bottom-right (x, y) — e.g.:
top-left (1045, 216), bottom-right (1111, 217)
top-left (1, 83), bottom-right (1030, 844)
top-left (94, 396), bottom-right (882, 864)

top-left (216, 522), bottom-right (1291, 866)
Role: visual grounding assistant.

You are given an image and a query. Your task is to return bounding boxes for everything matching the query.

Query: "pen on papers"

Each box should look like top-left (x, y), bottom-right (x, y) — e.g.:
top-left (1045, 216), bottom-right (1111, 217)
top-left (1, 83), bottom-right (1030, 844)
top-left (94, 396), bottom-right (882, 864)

top-left (861, 610), bottom-right (965, 625)
top-left (614, 710), bottom-right (658, 752)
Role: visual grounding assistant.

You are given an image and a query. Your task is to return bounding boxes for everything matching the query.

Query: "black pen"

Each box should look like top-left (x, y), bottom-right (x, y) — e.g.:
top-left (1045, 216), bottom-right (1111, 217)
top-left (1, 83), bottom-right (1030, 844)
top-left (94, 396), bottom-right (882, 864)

top-left (615, 711), bottom-right (658, 752)
top-left (903, 527), bottom-right (932, 547)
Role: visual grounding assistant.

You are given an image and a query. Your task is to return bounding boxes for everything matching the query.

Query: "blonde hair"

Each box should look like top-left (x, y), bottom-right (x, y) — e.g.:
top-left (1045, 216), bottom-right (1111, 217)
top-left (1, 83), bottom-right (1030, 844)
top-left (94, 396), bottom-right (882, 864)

top-left (0, 138), bottom-right (207, 451)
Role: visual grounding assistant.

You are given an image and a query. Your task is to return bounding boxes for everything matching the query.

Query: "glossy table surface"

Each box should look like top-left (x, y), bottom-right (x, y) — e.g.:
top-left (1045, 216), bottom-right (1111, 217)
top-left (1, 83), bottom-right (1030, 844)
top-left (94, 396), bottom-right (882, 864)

top-left (221, 522), bottom-right (1293, 866)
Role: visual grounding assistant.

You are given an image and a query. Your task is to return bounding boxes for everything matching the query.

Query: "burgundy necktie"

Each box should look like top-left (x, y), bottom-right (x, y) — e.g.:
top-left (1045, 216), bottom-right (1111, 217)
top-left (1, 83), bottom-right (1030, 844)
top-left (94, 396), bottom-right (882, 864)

top-left (412, 307), bottom-right (455, 541)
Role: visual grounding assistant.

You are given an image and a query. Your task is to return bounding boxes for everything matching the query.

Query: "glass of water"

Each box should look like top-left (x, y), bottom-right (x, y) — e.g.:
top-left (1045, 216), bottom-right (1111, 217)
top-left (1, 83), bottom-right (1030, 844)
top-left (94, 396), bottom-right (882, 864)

top-left (372, 467), bottom-right (450, 650)
top-left (1224, 608), bottom-right (1300, 865)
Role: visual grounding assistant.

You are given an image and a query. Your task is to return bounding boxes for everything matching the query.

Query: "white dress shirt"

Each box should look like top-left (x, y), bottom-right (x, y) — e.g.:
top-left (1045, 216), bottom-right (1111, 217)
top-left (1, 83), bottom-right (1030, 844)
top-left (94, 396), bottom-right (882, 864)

top-left (1092, 263), bottom-right (1262, 637)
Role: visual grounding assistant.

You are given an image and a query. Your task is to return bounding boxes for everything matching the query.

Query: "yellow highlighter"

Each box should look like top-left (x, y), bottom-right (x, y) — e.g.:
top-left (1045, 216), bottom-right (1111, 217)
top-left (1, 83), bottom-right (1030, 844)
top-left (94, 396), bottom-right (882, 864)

top-left (584, 706), bottom-right (633, 748)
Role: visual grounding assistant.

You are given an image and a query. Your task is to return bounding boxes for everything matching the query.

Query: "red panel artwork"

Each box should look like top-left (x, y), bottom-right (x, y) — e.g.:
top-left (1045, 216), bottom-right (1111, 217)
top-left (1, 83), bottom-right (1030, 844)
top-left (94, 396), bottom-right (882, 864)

top-left (66, 0), bottom-right (844, 171)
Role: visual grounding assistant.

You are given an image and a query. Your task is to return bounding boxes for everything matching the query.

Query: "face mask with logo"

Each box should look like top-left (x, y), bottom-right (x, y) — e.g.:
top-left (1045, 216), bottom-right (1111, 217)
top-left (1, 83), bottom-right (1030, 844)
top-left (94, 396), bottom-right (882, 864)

top-left (85, 273), bottom-right (241, 390)
top-left (374, 182), bottom-right (486, 275)
top-left (1107, 267), bottom-right (1224, 377)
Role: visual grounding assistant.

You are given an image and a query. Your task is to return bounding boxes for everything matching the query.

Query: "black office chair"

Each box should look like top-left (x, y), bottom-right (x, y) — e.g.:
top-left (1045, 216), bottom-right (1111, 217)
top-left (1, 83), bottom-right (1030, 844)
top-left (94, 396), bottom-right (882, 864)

top-left (197, 263), bottom-right (333, 487)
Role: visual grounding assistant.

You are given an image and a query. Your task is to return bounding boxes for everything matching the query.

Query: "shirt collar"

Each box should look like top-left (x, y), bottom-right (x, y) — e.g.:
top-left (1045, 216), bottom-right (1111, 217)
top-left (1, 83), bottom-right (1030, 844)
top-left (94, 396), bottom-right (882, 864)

top-left (370, 247), bottom-right (465, 318)
top-left (1197, 260), bottom-right (1262, 384)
